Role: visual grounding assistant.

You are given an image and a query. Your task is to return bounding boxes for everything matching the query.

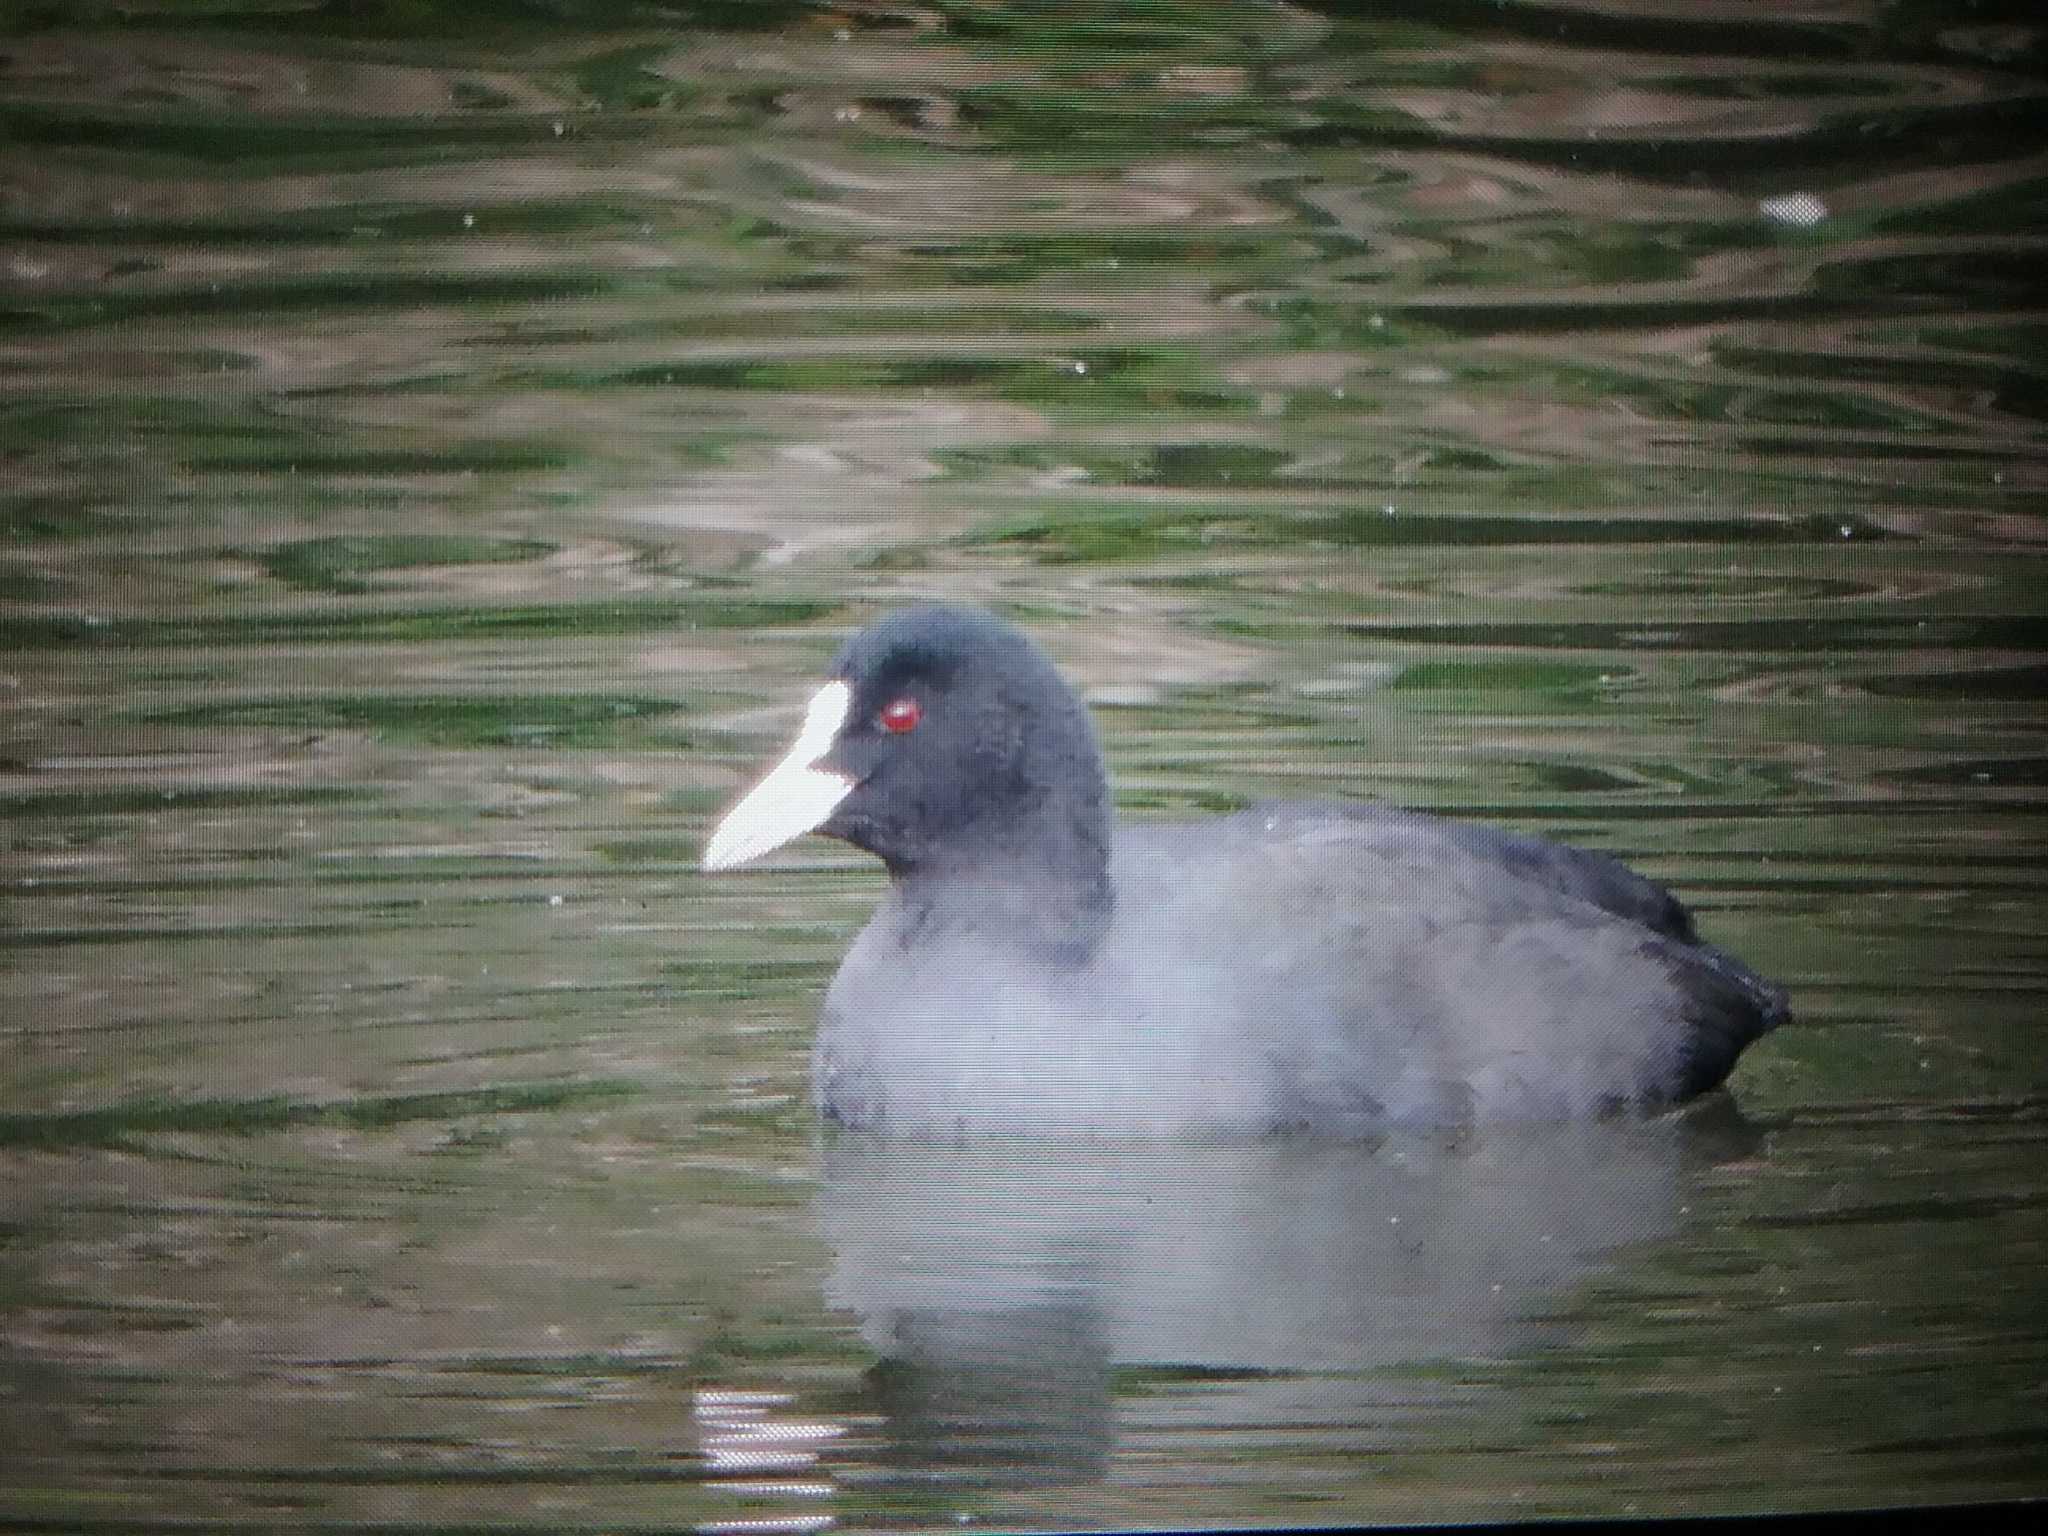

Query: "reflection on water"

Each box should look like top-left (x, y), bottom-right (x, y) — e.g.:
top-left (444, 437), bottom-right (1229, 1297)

top-left (3, 0), bottom-right (2046, 1528)
top-left (819, 1117), bottom-right (1744, 1491)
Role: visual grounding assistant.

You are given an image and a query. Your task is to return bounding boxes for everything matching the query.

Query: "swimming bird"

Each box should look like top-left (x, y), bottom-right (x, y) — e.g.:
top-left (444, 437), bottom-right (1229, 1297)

top-left (703, 604), bottom-right (1785, 1135)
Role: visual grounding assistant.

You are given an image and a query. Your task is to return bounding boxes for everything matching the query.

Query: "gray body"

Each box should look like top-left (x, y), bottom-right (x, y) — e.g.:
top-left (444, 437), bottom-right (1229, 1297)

top-left (815, 801), bottom-right (1783, 1136)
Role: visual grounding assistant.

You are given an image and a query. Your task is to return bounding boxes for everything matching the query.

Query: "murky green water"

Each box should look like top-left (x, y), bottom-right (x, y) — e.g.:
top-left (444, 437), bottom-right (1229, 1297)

top-left (4, 2), bottom-right (2045, 1528)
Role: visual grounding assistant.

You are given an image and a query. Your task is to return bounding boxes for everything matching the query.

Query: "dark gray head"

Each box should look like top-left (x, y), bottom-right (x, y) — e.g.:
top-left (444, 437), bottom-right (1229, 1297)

top-left (703, 605), bottom-right (1112, 888)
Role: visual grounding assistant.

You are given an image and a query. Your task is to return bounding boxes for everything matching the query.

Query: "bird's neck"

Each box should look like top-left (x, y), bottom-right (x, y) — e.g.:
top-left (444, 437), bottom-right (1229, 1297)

top-left (888, 844), bottom-right (1114, 965)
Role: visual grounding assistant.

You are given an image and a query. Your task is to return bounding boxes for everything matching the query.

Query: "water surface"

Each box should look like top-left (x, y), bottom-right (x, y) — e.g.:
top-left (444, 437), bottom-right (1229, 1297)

top-left (3, 2), bottom-right (2045, 1529)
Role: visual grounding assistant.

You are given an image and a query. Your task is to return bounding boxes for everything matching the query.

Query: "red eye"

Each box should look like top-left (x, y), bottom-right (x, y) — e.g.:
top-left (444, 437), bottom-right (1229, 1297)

top-left (879, 697), bottom-right (922, 734)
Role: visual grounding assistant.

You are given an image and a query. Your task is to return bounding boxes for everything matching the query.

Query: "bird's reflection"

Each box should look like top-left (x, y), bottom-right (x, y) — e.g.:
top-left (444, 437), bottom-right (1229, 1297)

top-left (816, 1106), bottom-right (1760, 1488)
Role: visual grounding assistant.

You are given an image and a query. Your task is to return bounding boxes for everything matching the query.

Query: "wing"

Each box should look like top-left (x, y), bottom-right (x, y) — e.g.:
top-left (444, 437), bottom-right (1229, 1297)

top-left (1199, 804), bottom-right (1787, 1119)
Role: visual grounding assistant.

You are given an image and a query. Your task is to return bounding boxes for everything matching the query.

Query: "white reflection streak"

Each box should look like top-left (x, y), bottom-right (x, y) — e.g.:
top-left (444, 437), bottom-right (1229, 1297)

top-left (695, 1386), bottom-right (843, 1532)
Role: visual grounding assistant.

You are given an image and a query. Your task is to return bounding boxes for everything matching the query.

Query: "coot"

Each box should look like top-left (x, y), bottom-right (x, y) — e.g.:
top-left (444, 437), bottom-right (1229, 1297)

top-left (703, 605), bottom-right (1785, 1135)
